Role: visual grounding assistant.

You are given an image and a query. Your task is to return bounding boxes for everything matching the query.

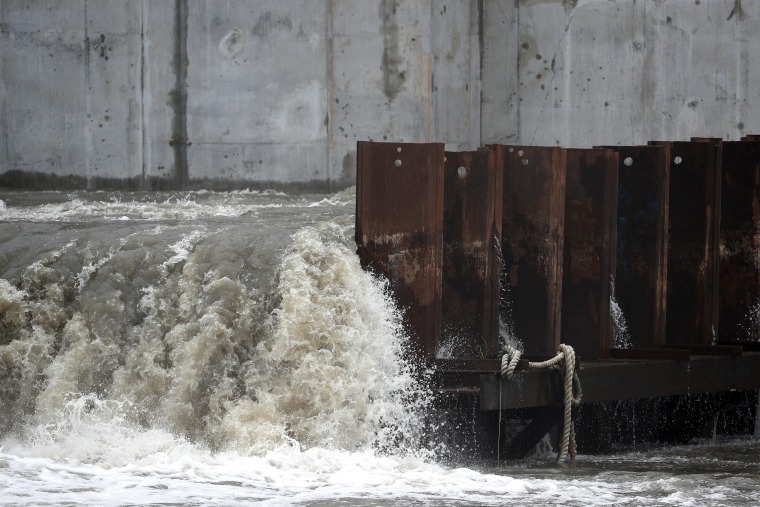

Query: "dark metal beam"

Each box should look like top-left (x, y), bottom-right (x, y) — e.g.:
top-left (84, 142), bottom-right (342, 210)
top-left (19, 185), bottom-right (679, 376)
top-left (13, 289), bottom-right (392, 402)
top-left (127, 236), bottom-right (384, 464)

top-left (663, 344), bottom-right (743, 356)
top-left (355, 141), bottom-right (445, 360)
top-left (562, 148), bottom-right (618, 360)
top-left (502, 406), bottom-right (563, 459)
top-left (479, 353), bottom-right (760, 410)
top-left (442, 147), bottom-right (503, 359)
top-left (650, 141), bottom-right (720, 346)
top-left (605, 145), bottom-right (670, 349)
top-left (499, 145), bottom-right (566, 357)
top-left (610, 348), bottom-right (689, 361)
top-left (717, 141), bottom-right (760, 341)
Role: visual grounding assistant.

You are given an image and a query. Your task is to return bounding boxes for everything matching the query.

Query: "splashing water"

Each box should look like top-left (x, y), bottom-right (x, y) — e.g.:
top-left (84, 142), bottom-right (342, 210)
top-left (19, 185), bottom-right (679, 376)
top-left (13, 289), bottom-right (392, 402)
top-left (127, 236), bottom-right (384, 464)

top-left (739, 297), bottom-right (760, 341)
top-left (610, 279), bottom-right (632, 349)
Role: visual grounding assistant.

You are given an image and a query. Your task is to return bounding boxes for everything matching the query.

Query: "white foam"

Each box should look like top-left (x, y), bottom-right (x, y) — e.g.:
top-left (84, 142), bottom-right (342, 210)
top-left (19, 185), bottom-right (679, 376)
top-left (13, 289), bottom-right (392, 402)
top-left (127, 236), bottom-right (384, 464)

top-left (0, 190), bottom-right (350, 222)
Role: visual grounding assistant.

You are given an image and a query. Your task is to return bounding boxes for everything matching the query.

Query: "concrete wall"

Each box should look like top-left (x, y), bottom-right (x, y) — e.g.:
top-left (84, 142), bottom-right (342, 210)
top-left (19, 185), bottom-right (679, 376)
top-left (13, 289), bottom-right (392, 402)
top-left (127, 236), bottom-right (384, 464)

top-left (482, 0), bottom-right (760, 147)
top-left (1, 0), bottom-right (759, 191)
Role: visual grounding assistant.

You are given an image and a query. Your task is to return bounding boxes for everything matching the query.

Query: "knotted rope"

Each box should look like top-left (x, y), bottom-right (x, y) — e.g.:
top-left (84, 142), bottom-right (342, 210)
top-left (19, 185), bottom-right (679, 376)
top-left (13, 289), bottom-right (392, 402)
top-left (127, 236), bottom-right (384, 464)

top-left (500, 343), bottom-right (583, 462)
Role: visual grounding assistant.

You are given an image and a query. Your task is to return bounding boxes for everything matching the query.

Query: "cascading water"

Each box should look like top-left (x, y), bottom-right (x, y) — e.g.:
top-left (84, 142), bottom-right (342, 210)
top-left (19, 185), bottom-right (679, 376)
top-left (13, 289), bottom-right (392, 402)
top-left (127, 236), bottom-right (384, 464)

top-left (1, 189), bottom-right (759, 506)
top-left (0, 189), bottom-right (428, 459)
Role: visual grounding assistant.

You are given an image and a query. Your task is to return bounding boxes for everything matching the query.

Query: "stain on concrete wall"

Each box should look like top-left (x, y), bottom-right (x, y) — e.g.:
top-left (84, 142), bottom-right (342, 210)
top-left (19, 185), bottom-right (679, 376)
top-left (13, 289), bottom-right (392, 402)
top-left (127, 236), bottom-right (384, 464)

top-left (379, 0), bottom-right (405, 101)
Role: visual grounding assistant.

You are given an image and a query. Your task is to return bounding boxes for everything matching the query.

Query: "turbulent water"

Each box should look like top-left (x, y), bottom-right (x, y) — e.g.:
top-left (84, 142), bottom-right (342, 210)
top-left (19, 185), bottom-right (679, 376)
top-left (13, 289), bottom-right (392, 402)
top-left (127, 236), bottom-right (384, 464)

top-left (1, 189), bottom-right (758, 506)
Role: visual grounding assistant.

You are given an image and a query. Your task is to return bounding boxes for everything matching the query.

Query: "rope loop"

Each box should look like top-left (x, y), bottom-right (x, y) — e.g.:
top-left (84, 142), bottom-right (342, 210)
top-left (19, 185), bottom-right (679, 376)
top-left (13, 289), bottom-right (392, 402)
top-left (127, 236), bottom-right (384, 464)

top-left (500, 345), bottom-right (522, 382)
top-left (499, 342), bottom-right (582, 462)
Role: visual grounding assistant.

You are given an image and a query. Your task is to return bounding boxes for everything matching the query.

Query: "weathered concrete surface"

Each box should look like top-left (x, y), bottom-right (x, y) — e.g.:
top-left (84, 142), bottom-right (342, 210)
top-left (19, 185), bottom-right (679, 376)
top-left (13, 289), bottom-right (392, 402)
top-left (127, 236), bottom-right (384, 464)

top-left (482, 0), bottom-right (760, 147)
top-left (0, 0), bottom-right (480, 190)
top-left (0, 1), bottom-right (144, 187)
top-left (1, 0), bottom-right (760, 190)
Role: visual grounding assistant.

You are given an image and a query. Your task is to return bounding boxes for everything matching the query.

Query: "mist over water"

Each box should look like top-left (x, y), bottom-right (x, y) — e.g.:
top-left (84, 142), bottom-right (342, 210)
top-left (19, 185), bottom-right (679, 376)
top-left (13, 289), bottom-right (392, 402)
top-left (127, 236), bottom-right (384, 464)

top-left (1, 190), bottom-right (759, 506)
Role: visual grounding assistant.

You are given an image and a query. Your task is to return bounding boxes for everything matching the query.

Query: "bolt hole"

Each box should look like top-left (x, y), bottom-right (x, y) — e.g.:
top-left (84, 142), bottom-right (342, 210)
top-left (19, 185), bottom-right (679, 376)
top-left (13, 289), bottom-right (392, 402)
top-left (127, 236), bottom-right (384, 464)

top-left (457, 166), bottom-right (467, 178)
top-left (623, 157), bottom-right (633, 167)
top-left (394, 159), bottom-right (402, 167)
top-left (521, 158), bottom-right (529, 166)
top-left (674, 156), bottom-right (683, 165)
top-left (518, 150), bottom-right (524, 157)
top-left (508, 147), bottom-right (515, 153)
top-left (397, 147), bottom-right (402, 153)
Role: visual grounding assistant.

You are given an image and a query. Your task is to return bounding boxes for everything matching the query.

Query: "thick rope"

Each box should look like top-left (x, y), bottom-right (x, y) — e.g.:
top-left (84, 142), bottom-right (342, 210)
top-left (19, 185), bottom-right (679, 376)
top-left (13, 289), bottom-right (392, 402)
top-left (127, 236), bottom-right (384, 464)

top-left (500, 343), bottom-right (582, 462)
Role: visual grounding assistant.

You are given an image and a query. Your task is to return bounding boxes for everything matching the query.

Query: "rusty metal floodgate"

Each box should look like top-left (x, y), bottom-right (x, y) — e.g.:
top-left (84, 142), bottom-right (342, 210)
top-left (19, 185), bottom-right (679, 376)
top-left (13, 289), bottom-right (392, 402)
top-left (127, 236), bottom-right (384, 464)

top-left (355, 141), bottom-right (444, 361)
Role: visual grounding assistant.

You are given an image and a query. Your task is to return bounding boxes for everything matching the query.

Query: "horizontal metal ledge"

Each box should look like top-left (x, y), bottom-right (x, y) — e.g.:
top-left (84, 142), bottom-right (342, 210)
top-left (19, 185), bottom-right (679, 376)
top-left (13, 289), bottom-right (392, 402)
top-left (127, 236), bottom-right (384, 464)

top-left (479, 352), bottom-right (760, 410)
top-left (663, 344), bottom-right (744, 356)
top-left (716, 340), bottom-right (760, 352)
top-left (610, 348), bottom-right (690, 360)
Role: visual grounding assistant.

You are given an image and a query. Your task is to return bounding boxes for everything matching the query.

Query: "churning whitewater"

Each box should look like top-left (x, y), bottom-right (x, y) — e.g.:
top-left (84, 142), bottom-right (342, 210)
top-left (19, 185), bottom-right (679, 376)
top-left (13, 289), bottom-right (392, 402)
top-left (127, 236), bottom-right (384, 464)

top-left (0, 189), bottom-right (426, 455)
top-left (1, 190), bottom-right (759, 506)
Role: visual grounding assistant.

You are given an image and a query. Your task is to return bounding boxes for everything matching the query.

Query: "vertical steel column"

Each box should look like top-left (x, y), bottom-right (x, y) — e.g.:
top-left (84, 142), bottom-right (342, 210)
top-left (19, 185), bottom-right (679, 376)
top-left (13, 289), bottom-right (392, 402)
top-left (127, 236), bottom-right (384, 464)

top-left (561, 148), bottom-right (619, 360)
top-left (500, 146), bottom-right (566, 357)
top-left (355, 141), bottom-right (445, 361)
top-left (442, 147), bottom-right (504, 359)
top-left (650, 141), bottom-right (721, 345)
top-left (717, 140), bottom-right (760, 341)
top-left (610, 145), bottom-right (670, 349)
